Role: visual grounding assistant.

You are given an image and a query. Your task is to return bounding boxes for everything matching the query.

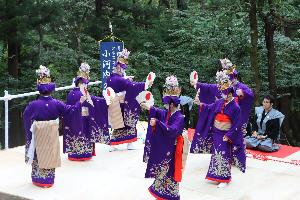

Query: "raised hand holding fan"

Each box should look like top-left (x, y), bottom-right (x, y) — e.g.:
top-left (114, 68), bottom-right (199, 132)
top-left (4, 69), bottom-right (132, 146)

top-left (145, 72), bottom-right (156, 90)
top-left (136, 91), bottom-right (154, 110)
top-left (190, 71), bottom-right (198, 87)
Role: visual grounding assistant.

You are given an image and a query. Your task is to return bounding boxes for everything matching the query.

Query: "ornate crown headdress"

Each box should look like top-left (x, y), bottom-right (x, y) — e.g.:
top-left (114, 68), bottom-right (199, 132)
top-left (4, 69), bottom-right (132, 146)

top-left (216, 70), bottom-right (231, 89)
top-left (36, 65), bottom-right (51, 84)
top-left (117, 48), bottom-right (130, 65)
top-left (220, 58), bottom-right (236, 74)
top-left (77, 62), bottom-right (90, 80)
top-left (163, 75), bottom-right (181, 96)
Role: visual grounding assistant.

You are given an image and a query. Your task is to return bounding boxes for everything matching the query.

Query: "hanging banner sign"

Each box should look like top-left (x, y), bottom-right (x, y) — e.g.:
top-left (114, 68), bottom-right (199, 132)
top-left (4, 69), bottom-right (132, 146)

top-left (99, 42), bottom-right (123, 90)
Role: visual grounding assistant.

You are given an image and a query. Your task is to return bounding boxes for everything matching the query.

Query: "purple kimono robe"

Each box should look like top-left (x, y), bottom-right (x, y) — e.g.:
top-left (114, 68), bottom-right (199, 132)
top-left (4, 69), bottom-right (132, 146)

top-left (144, 107), bottom-right (184, 200)
top-left (196, 82), bottom-right (222, 104)
top-left (23, 96), bottom-right (81, 186)
top-left (191, 82), bottom-right (254, 170)
top-left (63, 88), bottom-right (110, 160)
top-left (234, 82), bottom-right (254, 129)
top-left (195, 81), bottom-right (254, 129)
top-left (107, 73), bottom-right (145, 145)
top-left (192, 98), bottom-right (244, 183)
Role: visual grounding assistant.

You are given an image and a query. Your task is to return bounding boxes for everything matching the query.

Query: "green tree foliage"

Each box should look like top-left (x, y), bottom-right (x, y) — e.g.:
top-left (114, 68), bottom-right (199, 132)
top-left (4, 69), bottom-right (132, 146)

top-left (0, 0), bottom-right (299, 145)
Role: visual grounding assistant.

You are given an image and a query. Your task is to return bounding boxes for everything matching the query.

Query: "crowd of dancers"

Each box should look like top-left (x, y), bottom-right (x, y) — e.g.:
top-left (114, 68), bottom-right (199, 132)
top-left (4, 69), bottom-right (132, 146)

top-left (23, 48), bottom-right (257, 200)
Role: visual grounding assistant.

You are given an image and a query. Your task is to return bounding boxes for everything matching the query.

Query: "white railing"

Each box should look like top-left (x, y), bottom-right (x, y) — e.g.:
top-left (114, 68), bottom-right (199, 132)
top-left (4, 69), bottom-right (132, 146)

top-left (0, 81), bottom-right (102, 150)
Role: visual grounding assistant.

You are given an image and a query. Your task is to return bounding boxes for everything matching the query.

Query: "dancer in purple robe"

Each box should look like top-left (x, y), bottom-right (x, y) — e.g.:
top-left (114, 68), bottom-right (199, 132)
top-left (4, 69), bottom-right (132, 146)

top-left (190, 59), bottom-right (253, 173)
top-left (23, 65), bottom-right (85, 188)
top-left (192, 70), bottom-right (243, 188)
top-left (63, 63), bottom-right (110, 161)
top-left (143, 76), bottom-right (185, 200)
top-left (106, 49), bottom-right (153, 150)
top-left (220, 58), bottom-right (254, 133)
top-left (219, 59), bottom-right (254, 172)
top-left (191, 59), bottom-right (253, 122)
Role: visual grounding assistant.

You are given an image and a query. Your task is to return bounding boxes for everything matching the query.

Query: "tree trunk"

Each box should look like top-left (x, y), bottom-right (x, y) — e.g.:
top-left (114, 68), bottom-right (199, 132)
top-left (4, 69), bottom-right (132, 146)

top-left (249, 0), bottom-right (261, 105)
top-left (9, 105), bottom-right (24, 148)
top-left (6, 0), bottom-right (19, 78)
top-left (5, 0), bottom-right (22, 149)
top-left (200, 0), bottom-right (205, 11)
top-left (284, 24), bottom-right (299, 39)
top-left (37, 25), bottom-right (43, 64)
top-left (95, 0), bottom-right (103, 17)
top-left (177, 0), bottom-right (187, 10)
top-left (278, 95), bottom-right (295, 146)
top-left (159, 0), bottom-right (170, 8)
top-left (36, 0), bottom-right (43, 64)
top-left (7, 30), bottom-right (19, 78)
top-left (76, 32), bottom-right (82, 65)
top-left (264, 14), bottom-right (277, 97)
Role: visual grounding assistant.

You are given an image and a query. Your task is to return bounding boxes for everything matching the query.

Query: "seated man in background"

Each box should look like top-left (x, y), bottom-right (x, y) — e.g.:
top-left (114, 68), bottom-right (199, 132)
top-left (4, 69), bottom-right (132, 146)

top-left (245, 95), bottom-right (285, 152)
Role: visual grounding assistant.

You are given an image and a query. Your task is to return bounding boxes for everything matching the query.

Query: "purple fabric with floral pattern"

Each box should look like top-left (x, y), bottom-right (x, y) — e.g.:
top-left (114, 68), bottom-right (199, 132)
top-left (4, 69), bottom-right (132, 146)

top-left (107, 73), bottom-right (145, 144)
top-left (191, 98), bottom-right (245, 183)
top-left (63, 87), bottom-right (110, 159)
top-left (23, 96), bottom-right (81, 185)
top-left (144, 107), bottom-right (184, 200)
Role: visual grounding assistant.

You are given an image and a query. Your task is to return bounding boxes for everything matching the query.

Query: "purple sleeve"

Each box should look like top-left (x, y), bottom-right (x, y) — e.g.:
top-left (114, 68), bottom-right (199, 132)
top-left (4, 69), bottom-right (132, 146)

top-left (190, 101), bottom-right (216, 152)
top-left (149, 107), bottom-right (166, 121)
top-left (131, 81), bottom-right (145, 91)
top-left (91, 95), bottom-right (105, 103)
top-left (242, 86), bottom-right (254, 100)
top-left (156, 115), bottom-right (184, 138)
top-left (23, 103), bottom-right (33, 143)
top-left (238, 83), bottom-right (254, 104)
top-left (57, 100), bottom-right (81, 116)
top-left (90, 96), bottom-right (108, 114)
top-left (237, 83), bottom-right (254, 125)
top-left (199, 101), bottom-right (216, 114)
top-left (67, 90), bottom-right (81, 105)
top-left (123, 80), bottom-right (146, 108)
top-left (149, 106), bottom-right (158, 119)
top-left (146, 107), bottom-right (163, 143)
top-left (196, 82), bottom-right (218, 91)
top-left (225, 107), bottom-right (241, 142)
top-left (126, 81), bottom-right (146, 98)
top-left (196, 82), bottom-right (220, 104)
top-left (197, 102), bottom-right (217, 139)
top-left (90, 95), bottom-right (109, 130)
top-left (23, 103), bottom-right (33, 160)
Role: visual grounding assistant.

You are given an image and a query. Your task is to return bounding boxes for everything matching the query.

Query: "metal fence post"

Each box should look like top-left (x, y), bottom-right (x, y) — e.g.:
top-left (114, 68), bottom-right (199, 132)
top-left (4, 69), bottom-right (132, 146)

top-left (4, 90), bottom-right (9, 149)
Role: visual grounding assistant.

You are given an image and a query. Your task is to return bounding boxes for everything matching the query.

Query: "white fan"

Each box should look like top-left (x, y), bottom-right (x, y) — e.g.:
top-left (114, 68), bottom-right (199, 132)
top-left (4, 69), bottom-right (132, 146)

top-left (190, 71), bottom-right (198, 85)
top-left (145, 72), bottom-right (156, 89)
top-left (103, 87), bottom-right (116, 106)
top-left (80, 84), bottom-right (94, 107)
top-left (136, 91), bottom-right (154, 109)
